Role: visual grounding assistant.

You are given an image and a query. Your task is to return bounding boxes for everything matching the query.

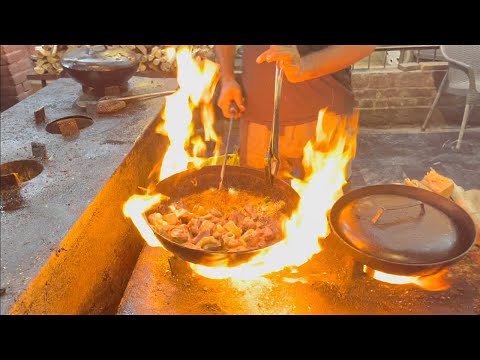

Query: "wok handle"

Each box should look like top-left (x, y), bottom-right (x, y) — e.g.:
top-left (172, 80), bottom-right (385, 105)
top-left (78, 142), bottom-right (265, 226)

top-left (371, 201), bottom-right (426, 224)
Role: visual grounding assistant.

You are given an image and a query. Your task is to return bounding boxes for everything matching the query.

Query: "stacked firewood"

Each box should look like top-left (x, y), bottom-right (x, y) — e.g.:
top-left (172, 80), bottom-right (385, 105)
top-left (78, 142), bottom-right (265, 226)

top-left (109, 45), bottom-right (215, 73)
top-left (33, 45), bottom-right (215, 75)
top-left (32, 45), bottom-right (73, 75)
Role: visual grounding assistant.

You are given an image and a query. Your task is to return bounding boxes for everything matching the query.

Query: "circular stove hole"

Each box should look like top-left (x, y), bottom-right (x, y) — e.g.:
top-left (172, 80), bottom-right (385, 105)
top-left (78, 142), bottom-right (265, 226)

top-left (1, 159), bottom-right (44, 191)
top-left (46, 115), bottom-right (93, 134)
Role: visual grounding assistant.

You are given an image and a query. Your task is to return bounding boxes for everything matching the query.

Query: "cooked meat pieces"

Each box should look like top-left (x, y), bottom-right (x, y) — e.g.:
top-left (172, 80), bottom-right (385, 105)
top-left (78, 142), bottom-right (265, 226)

top-left (147, 188), bottom-right (287, 252)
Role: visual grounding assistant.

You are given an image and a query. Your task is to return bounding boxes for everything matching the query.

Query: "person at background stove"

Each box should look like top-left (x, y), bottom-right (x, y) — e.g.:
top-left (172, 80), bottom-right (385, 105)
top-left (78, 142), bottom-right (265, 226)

top-left (215, 45), bottom-right (376, 180)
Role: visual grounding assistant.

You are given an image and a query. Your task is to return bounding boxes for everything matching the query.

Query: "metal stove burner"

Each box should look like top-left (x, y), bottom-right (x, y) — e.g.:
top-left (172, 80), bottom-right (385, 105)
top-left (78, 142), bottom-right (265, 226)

top-left (75, 83), bottom-right (131, 110)
top-left (81, 83), bottom-right (129, 99)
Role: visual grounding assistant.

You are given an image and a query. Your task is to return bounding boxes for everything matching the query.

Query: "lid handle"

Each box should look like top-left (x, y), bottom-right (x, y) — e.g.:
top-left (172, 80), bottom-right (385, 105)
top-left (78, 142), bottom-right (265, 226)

top-left (371, 201), bottom-right (426, 225)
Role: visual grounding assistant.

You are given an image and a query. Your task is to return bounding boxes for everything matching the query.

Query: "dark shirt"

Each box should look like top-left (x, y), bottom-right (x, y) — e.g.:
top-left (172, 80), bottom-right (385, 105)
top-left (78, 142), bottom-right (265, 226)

top-left (241, 45), bottom-right (354, 127)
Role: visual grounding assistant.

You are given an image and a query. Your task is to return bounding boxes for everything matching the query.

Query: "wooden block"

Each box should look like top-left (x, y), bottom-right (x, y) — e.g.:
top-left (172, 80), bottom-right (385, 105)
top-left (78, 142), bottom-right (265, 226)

top-left (398, 62), bottom-right (421, 71)
top-left (58, 119), bottom-right (79, 137)
top-left (420, 62), bottom-right (449, 70)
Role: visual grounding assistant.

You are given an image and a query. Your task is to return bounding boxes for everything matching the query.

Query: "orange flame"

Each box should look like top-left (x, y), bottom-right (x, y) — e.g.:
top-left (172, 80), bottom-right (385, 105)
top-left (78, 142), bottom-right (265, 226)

top-left (165, 47), bottom-right (176, 62)
top-left (364, 266), bottom-right (449, 291)
top-left (123, 194), bottom-right (166, 248)
top-left (152, 46), bottom-right (221, 181)
top-left (123, 46), bottom-right (221, 241)
top-left (190, 110), bottom-right (359, 279)
top-left (124, 46), bottom-right (359, 282)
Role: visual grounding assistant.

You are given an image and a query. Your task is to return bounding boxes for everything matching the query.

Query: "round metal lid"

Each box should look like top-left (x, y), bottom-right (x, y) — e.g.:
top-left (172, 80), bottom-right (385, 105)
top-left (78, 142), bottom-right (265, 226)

top-left (331, 185), bottom-right (466, 264)
top-left (60, 46), bottom-right (139, 71)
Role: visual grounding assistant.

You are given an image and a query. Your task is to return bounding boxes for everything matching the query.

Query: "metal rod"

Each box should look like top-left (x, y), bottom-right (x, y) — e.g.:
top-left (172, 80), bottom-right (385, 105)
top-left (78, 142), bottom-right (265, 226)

top-left (98, 90), bottom-right (177, 103)
top-left (371, 202), bottom-right (426, 224)
top-left (219, 104), bottom-right (237, 190)
top-left (265, 64), bottom-right (283, 185)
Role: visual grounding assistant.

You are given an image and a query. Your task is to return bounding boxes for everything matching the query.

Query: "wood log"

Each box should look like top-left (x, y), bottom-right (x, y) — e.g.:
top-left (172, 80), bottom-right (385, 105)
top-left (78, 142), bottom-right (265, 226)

top-left (136, 45), bottom-right (147, 55)
top-left (38, 47), bottom-right (51, 57)
top-left (147, 63), bottom-right (159, 71)
top-left (34, 66), bottom-right (45, 74)
top-left (47, 56), bottom-right (59, 63)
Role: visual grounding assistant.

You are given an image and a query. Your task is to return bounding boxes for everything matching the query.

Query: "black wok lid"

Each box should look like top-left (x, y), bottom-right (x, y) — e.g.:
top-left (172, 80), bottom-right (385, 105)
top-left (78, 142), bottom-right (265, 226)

top-left (60, 46), bottom-right (139, 71)
top-left (330, 184), bottom-right (475, 265)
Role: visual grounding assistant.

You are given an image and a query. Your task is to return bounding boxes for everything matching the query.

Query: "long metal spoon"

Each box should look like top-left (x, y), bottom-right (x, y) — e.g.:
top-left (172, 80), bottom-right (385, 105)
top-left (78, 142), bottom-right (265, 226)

top-left (219, 103), bottom-right (239, 190)
top-left (76, 89), bottom-right (177, 109)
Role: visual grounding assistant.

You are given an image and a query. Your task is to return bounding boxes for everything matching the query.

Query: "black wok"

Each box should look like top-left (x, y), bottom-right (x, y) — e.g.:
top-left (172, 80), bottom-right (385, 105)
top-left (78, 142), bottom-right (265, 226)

top-left (60, 46), bottom-right (139, 89)
top-left (145, 165), bottom-right (300, 267)
top-left (328, 184), bottom-right (477, 276)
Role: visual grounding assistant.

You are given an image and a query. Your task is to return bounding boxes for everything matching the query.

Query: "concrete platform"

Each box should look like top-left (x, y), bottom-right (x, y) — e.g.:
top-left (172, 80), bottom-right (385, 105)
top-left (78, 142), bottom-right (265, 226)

top-left (118, 239), bottom-right (480, 315)
top-left (1, 77), bottom-right (176, 314)
top-left (118, 127), bottom-right (480, 315)
top-left (350, 128), bottom-right (480, 191)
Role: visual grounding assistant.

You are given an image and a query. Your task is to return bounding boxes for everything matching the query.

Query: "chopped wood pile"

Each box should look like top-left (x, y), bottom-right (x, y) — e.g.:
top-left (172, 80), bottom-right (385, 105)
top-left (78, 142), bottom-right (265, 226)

top-left (32, 45), bottom-right (216, 75)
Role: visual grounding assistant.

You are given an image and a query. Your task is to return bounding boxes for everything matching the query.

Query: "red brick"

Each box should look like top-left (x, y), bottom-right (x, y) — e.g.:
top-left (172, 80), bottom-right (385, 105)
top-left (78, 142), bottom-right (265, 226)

top-left (0, 83), bottom-right (24, 96)
top-left (356, 99), bottom-right (374, 108)
top-left (0, 70), bottom-right (28, 86)
top-left (395, 71), bottom-right (436, 87)
top-left (0, 49), bottom-right (27, 65)
top-left (386, 97), bottom-right (419, 107)
top-left (1, 97), bottom-right (18, 111)
top-left (24, 45), bottom-right (36, 56)
top-left (351, 73), bottom-right (370, 88)
top-left (397, 87), bottom-right (437, 98)
top-left (17, 57), bottom-right (33, 71)
top-left (0, 58), bottom-right (33, 77)
top-left (374, 99), bottom-right (389, 108)
top-left (352, 88), bottom-right (378, 99)
top-left (0, 45), bottom-right (29, 54)
top-left (432, 70), bottom-right (448, 87)
top-left (1, 89), bottom-right (32, 103)
top-left (22, 81), bottom-right (32, 92)
top-left (416, 97), bottom-right (435, 106)
top-left (17, 89), bottom-right (33, 101)
top-left (366, 73), bottom-right (395, 89)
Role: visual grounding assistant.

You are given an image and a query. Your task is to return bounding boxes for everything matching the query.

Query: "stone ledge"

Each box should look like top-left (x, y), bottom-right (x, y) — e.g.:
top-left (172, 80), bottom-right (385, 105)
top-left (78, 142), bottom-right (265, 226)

top-left (1, 77), bottom-right (177, 314)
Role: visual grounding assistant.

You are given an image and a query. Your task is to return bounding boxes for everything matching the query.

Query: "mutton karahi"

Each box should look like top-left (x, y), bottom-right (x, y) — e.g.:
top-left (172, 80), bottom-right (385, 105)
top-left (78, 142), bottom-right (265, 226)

top-left (147, 188), bottom-right (287, 252)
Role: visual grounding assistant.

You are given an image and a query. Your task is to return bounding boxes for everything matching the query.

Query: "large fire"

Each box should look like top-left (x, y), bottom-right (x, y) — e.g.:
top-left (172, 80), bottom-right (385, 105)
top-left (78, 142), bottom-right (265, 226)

top-left (364, 266), bottom-right (449, 291)
top-left (190, 111), bottom-right (358, 279)
top-left (123, 46), bottom-right (357, 281)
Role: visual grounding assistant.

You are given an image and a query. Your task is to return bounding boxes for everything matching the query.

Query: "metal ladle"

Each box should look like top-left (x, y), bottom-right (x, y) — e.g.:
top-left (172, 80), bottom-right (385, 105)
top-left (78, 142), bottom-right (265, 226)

top-left (76, 90), bottom-right (177, 113)
top-left (219, 103), bottom-right (239, 190)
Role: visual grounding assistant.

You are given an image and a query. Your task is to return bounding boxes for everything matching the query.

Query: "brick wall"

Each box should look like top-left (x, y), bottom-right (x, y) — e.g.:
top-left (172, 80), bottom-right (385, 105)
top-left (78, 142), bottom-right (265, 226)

top-left (352, 69), bottom-right (480, 128)
top-left (1, 45), bottom-right (34, 111)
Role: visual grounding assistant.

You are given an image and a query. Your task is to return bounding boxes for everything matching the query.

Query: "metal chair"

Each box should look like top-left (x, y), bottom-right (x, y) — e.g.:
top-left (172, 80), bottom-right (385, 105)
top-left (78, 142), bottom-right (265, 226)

top-left (422, 45), bottom-right (480, 150)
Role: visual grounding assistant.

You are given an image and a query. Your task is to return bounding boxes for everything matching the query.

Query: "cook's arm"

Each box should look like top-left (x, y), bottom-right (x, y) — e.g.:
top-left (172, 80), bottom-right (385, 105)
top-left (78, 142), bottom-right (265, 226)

top-left (297, 45), bottom-right (377, 82)
top-left (215, 45), bottom-right (245, 117)
top-left (215, 45), bottom-right (237, 83)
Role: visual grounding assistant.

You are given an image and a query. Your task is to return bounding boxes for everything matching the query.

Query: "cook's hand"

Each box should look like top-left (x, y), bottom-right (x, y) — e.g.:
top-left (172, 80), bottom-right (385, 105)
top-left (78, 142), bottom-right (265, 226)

top-left (217, 79), bottom-right (245, 119)
top-left (256, 45), bottom-right (304, 83)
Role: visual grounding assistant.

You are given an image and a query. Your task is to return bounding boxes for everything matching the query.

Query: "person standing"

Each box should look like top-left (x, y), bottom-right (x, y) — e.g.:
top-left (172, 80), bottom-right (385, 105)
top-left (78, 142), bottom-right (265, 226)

top-left (215, 45), bottom-right (376, 179)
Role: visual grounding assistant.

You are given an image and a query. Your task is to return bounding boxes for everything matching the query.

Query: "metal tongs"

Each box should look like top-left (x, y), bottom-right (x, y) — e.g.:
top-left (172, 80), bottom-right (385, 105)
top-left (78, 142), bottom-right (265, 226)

top-left (219, 102), bottom-right (239, 190)
top-left (265, 63), bottom-right (283, 186)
